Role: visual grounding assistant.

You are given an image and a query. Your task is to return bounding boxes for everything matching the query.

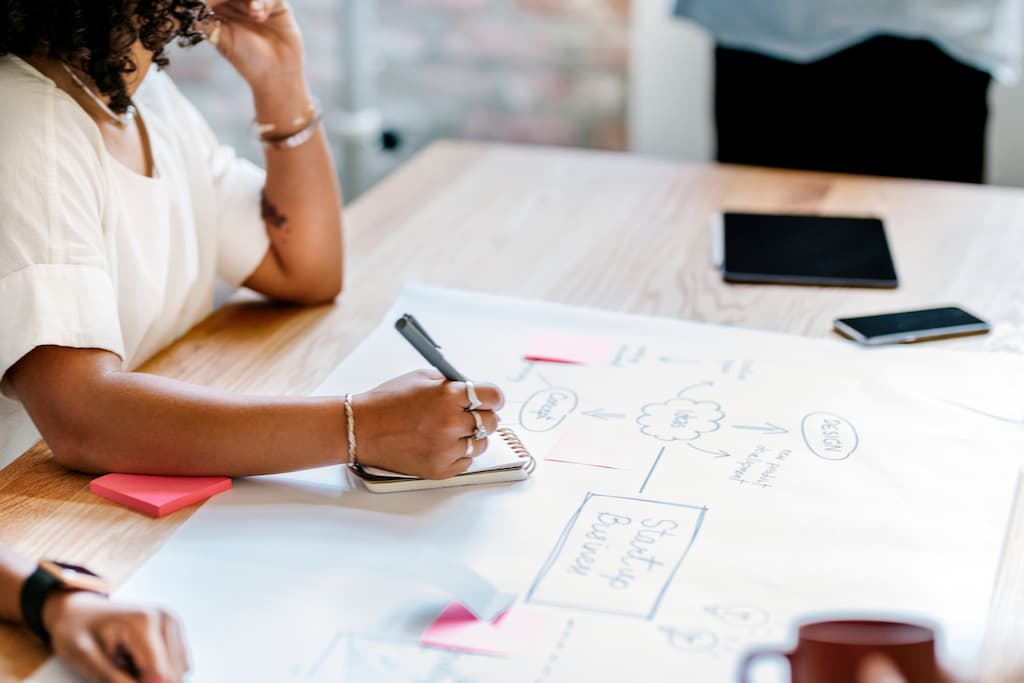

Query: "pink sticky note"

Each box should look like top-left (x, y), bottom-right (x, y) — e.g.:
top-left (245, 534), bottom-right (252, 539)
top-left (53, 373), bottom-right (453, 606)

top-left (421, 602), bottom-right (548, 656)
top-left (524, 332), bottom-right (617, 365)
top-left (90, 473), bottom-right (231, 517)
top-left (544, 427), bottom-right (637, 470)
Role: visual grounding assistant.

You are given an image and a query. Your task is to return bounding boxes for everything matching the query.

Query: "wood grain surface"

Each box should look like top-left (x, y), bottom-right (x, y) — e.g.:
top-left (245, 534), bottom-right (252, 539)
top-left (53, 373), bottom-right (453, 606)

top-left (2, 141), bottom-right (1023, 681)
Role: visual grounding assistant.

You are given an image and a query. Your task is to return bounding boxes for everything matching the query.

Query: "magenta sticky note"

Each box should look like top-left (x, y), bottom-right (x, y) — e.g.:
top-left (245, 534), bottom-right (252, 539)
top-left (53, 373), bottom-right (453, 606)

top-left (421, 602), bottom-right (548, 656)
top-left (524, 332), bottom-right (617, 365)
top-left (89, 473), bottom-right (231, 518)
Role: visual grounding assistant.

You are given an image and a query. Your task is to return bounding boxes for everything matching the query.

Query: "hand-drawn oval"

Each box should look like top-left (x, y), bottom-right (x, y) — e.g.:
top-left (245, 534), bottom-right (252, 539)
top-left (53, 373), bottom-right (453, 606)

top-left (801, 412), bottom-right (859, 461)
top-left (518, 388), bottom-right (579, 432)
top-left (660, 626), bottom-right (719, 654)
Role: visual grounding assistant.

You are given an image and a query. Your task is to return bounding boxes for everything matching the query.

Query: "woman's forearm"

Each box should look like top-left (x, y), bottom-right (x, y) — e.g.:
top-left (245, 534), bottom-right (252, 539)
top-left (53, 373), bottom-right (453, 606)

top-left (203, 2), bottom-right (343, 303)
top-left (68, 374), bottom-right (348, 475)
top-left (12, 347), bottom-right (349, 477)
top-left (249, 75), bottom-right (344, 303)
top-left (12, 346), bottom-right (505, 481)
top-left (58, 371), bottom-right (348, 476)
top-left (0, 545), bottom-right (34, 625)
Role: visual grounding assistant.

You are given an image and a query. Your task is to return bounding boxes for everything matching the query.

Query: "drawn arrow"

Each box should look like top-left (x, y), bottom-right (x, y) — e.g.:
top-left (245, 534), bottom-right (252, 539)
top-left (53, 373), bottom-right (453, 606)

top-left (506, 361), bottom-right (534, 383)
top-left (731, 422), bottom-right (787, 435)
top-left (677, 381), bottom-right (715, 396)
top-left (582, 409), bottom-right (625, 421)
top-left (687, 443), bottom-right (732, 459)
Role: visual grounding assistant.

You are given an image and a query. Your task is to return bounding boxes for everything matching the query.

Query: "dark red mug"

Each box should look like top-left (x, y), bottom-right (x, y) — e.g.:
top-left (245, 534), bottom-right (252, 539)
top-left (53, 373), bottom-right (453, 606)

top-left (738, 619), bottom-right (938, 683)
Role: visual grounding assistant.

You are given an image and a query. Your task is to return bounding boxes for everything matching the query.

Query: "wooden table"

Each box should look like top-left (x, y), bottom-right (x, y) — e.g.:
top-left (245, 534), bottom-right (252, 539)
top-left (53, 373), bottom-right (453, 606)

top-left (2, 141), bottom-right (1024, 681)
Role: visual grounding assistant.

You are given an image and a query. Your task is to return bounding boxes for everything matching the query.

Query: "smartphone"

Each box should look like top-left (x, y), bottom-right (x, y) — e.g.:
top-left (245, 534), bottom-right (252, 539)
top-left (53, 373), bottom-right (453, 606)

top-left (833, 306), bottom-right (990, 345)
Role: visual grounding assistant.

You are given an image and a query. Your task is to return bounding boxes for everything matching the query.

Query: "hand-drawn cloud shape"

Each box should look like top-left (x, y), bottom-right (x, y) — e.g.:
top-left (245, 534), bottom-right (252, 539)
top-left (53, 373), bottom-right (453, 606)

top-left (637, 398), bottom-right (724, 441)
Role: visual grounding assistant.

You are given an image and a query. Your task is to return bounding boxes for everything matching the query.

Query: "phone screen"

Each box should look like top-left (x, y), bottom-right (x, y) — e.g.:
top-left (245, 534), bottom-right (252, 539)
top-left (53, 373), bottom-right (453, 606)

top-left (835, 307), bottom-right (989, 344)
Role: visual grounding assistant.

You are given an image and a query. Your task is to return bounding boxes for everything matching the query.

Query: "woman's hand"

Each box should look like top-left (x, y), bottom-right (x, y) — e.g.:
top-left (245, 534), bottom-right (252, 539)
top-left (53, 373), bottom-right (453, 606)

top-left (44, 591), bottom-right (189, 683)
top-left (353, 370), bottom-right (505, 480)
top-left (204, 0), bottom-right (304, 88)
top-left (857, 654), bottom-right (958, 683)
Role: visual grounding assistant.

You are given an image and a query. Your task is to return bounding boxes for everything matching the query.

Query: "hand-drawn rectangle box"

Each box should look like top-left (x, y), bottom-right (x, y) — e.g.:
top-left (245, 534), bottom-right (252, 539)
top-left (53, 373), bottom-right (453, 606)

top-left (527, 493), bottom-right (706, 619)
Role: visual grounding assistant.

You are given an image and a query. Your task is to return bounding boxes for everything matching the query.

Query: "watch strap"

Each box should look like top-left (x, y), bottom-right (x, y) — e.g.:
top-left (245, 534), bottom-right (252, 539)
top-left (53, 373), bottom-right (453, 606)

top-left (20, 566), bottom-right (61, 645)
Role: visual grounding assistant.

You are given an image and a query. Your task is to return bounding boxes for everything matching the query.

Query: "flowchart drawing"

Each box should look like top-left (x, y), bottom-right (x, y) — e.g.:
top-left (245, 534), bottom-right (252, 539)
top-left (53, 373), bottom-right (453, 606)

top-left (527, 494), bottom-right (707, 619)
top-left (638, 396), bottom-right (726, 442)
top-left (800, 412), bottom-right (858, 461)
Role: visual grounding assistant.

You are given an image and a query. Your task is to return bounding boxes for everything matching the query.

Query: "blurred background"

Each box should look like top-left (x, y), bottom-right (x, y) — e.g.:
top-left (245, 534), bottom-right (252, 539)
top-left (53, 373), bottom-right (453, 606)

top-left (166, 0), bottom-right (1024, 200)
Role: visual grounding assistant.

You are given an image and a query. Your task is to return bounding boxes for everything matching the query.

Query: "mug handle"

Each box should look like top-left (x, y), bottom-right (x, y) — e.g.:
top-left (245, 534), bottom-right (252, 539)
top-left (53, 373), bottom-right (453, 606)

top-left (738, 648), bottom-right (793, 683)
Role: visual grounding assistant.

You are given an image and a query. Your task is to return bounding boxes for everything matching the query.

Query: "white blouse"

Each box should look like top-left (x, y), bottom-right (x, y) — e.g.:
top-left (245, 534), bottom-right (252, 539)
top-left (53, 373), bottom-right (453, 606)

top-left (0, 56), bottom-right (270, 466)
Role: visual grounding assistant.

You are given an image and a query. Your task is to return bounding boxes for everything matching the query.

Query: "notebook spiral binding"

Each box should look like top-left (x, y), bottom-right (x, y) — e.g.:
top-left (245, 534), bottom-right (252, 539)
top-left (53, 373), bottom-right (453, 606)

top-left (496, 427), bottom-right (536, 474)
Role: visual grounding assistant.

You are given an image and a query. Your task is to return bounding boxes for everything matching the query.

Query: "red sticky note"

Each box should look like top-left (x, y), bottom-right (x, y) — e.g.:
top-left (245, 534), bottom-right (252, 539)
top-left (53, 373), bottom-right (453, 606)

top-left (89, 473), bottom-right (231, 517)
top-left (524, 332), bottom-right (617, 365)
top-left (421, 602), bottom-right (548, 656)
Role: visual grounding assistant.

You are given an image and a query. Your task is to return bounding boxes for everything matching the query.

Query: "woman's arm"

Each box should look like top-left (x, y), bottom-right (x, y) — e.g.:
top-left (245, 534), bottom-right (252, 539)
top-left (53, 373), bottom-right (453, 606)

top-left (0, 545), bottom-right (35, 627)
top-left (9, 346), bottom-right (502, 478)
top-left (207, 0), bottom-right (343, 304)
top-left (0, 545), bottom-right (188, 683)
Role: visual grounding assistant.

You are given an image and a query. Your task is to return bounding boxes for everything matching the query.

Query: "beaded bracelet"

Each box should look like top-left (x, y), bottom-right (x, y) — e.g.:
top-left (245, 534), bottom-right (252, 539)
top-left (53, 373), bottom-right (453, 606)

top-left (343, 393), bottom-right (358, 466)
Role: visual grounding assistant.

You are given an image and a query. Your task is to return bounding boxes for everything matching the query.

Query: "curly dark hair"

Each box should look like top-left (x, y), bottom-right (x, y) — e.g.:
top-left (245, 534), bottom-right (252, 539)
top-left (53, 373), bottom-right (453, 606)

top-left (0, 1), bottom-right (210, 113)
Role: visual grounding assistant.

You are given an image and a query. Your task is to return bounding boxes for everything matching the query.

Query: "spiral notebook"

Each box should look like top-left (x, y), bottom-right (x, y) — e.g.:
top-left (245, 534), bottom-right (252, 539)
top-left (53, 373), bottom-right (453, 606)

top-left (349, 427), bottom-right (535, 493)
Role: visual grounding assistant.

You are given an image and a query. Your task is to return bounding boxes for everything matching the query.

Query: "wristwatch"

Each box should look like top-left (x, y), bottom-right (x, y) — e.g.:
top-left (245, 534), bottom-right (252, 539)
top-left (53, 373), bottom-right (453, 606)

top-left (20, 560), bottom-right (110, 645)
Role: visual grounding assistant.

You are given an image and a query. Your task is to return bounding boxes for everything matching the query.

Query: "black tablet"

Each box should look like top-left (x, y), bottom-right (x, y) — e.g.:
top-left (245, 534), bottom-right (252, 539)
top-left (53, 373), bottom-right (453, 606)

top-left (721, 212), bottom-right (899, 288)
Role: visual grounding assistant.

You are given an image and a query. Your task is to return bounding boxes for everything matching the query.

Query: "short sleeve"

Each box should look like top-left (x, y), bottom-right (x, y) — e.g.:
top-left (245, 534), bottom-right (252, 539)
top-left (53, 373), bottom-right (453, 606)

top-left (161, 73), bottom-right (270, 287)
top-left (0, 77), bottom-right (125, 399)
top-left (208, 142), bottom-right (270, 287)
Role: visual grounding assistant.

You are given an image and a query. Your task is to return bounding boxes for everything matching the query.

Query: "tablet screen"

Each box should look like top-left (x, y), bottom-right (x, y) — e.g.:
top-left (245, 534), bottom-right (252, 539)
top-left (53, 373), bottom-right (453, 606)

top-left (722, 213), bottom-right (898, 288)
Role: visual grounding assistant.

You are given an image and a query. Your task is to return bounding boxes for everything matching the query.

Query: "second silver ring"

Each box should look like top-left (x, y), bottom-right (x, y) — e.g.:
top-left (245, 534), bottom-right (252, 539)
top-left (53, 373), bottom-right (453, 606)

top-left (469, 410), bottom-right (488, 441)
top-left (465, 436), bottom-right (475, 457)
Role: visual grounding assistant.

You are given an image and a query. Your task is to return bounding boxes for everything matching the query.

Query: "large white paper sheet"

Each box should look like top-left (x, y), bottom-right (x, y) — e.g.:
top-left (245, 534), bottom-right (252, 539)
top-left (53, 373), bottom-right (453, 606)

top-left (31, 286), bottom-right (1024, 683)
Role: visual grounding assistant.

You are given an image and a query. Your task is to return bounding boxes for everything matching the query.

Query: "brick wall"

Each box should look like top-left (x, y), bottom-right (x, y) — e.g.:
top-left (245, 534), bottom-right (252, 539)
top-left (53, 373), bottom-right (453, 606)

top-left (166, 0), bottom-right (630, 197)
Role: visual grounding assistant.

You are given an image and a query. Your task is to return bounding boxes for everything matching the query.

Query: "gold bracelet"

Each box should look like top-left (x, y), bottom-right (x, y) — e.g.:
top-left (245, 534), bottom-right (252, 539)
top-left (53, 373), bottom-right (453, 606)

top-left (252, 97), bottom-right (324, 150)
top-left (251, 96), bottom-right (321, 137)
top-left (259, 115), bottom-right (322, 150)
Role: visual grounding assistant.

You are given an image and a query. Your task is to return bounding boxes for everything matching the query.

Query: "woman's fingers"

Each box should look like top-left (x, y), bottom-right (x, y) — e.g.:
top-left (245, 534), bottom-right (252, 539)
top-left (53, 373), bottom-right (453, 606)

top-left (211, 0), bottom-right (285, 24)
top-left (353, 371), bottom-right (505, 477)
top-left (467, 435), bottom-right (490, 458)
top-left (123, 614), bottom-right (176, 682)
top-left (95, 616), bottom-right (161, 683)
top-left (93, 607), bottom-right (188, 683)
top-left (450, 381), bottom-right (504, 411)
top-left (464, 410), bottom-right (499, 439)
top-left (64, 633), bottom-right (136, 683)
top-left (444, 456), bottom-right (477, 478)
top-left (857, 654), bottom-right (907, 683)
top-left (162, 610), bottom-right (191, 677)
top-left (422, 437), bottom-right (490, 480)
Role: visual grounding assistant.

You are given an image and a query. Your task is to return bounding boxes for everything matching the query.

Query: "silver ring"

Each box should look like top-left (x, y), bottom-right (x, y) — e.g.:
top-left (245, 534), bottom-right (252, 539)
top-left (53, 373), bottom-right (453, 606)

top-left (464, 381), bottom-right (483, 410)
top-left (465, 437), bottom-right (475, 457)
top-left (470, 410), bottom-right (487, 441)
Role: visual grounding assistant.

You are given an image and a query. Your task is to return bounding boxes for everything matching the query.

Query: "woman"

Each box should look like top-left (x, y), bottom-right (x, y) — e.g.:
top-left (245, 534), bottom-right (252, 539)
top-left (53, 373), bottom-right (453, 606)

top-left (0, 1), bottom-right (503, 477)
